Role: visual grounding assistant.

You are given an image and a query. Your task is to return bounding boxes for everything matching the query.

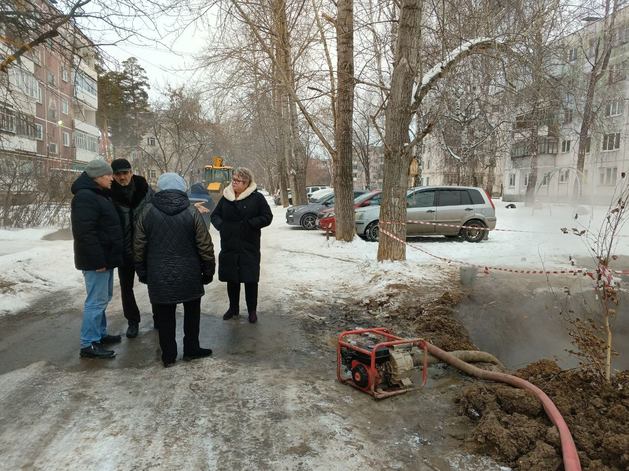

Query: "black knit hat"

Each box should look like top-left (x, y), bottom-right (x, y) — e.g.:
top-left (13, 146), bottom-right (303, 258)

top-left (111, 158), bottom-right (132, 174)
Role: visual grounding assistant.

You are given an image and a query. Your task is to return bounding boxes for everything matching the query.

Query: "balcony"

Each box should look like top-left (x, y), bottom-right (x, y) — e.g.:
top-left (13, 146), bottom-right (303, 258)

top-left (74, 118), bottom-right (99, 137)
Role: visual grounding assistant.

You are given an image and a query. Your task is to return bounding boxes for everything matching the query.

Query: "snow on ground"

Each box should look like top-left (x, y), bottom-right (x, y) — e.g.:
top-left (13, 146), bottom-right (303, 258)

top-left (1, 198), bottom-right (627, 317)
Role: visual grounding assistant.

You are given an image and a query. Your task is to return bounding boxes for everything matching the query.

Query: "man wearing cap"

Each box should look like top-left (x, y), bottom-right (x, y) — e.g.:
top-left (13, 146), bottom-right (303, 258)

top-left (71, 159), bottom-right (123, 359)
top-left (109, 158), bottom-right (155, 339)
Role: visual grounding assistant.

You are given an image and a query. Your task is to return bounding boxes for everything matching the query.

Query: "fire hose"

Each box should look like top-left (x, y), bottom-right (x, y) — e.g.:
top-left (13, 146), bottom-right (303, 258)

top-left (424, 342), bottom-right (581, 471)
top-left (338, 329), bottom-right (581, 471)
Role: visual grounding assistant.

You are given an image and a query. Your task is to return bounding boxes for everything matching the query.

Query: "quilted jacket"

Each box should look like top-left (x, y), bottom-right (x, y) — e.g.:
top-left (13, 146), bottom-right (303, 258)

top-left (134, 189), bottom-right (215, 304)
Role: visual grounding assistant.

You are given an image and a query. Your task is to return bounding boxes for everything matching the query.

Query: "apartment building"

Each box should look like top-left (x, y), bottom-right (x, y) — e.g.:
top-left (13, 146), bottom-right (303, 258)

top-left (504, 10), bottom-right (629, 204)
top-left (353, 146), bottom-right (384, 190)
top-left (0, 0), bottom-right (100, 184)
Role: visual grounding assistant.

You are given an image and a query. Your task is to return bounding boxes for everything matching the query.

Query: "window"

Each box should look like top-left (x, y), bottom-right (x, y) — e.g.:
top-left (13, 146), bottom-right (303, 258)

top-left (425, 177), bottom-right (430, 186)
top-left (49, 142), bottom-right (58, 154)
top-left (61, 67), bottom-right (68, 82)
top-left (559, 170), bottom-right (569, 183)
top-left (599, 167), bottom-right (618, 185)
top-left (589, 37), bottom-right (600, 57)
top-left (63, 132), bottom-right (69, 146)
top-left (74, 131), bottom-right (98, 153)
top-left (47, 72), bottom-right (56, 86)
top-left (539, 138), bottom-right (558, 155)
top-left (562, 140), bottom-right (571, 152)
top-left (602, 133), bottom-right (621, 151)
top-left (147, 137), bottom-right (156, 146)
top-left (609, 62), bottom-right (627, 83)
top-left (564, 109), bottom-right (573, 124)
top-left (438, 189), bottom-right (469, 206)
top-left (509, 173), bottom-right (516, 187)
top-left (568, 47), bottom-right (577, 62)
top-left (48, 107), bottom-right (56, 120)
top-left (149, 169), bottom-right (157, 178)
top-left (0, 108), bottom-right (16, 133)
top-left (523, 173), bottom-right (530, 187)
top-left (35, 123), bottom-right (43, 140)
top-left (72, 70), bottom-right (97, 97)
top-left (32, 49), bottom-right (41, 66)
top-left (16, 113), bottom-right (35, 138)
top-left (36, 86), bottom-right (41, 104)
top-left (62, 100), bottom-right (68, 115)
top-left (13, 69), bottom-right (39, 99)
top-left (407, 189), bottom-right (435, 208)
top-left (605, 100), bottom-right (623, 117)
top-left (512, 142), bottom-right (530, 157)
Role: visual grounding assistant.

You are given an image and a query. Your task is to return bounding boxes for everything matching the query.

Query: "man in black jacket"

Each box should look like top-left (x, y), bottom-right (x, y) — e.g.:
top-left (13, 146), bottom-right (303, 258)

top-left (71, 159), bottom-right (123, 359)
top-left (109, 158), bottom-right (155, 339)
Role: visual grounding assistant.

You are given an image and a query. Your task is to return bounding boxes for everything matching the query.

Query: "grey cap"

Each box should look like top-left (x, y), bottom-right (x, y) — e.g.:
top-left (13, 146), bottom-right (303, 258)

top-left (85, 159), bottom-right (113, 179)
top-left (158, 173), bottom-right (187, 192)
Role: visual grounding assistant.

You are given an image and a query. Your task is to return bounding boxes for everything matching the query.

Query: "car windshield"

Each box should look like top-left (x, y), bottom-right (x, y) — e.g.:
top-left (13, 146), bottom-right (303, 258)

top-left (317, 192), bottom-right (335, 203)
top-left (354, 190), bottom-right (378, 204)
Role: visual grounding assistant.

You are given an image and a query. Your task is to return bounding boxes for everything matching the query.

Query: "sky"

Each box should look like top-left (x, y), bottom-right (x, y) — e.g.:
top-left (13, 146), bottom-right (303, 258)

top-left (97, 7), bottom-right (216, 101)
top-left (1, 197), bottom-right (628, 316)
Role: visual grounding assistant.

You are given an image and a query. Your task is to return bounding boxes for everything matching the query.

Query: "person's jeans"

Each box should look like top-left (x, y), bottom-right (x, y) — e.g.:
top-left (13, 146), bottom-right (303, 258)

top-left (118, 259), bottom-right (141, 326)
top-left (80, 269), bottom-right (114, 348)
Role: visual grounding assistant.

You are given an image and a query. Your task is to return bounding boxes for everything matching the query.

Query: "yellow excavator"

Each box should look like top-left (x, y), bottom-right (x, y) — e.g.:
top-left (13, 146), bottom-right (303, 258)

top-left (204, 157), bottom-right (234, 204)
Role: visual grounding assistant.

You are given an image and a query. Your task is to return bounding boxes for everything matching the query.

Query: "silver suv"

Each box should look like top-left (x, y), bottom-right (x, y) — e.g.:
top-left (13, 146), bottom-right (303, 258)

top-left (355, 186), bottom-right (496, 242)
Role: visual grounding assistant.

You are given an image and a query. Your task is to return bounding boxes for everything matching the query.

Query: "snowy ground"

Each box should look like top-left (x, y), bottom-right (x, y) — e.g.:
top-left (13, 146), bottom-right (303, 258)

top-left (0, 197), bottom-right (628, 471)
top-left (1, 198), bottom-right (627, 317)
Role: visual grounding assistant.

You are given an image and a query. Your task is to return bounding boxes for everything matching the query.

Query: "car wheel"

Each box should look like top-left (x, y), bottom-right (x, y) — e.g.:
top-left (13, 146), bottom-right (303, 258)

top-left (462, 220), bottom-right (486, 243)
top-left (365, 221), bottom-right (379, 242)
top-left (301, 213), bottom-right (317, 230)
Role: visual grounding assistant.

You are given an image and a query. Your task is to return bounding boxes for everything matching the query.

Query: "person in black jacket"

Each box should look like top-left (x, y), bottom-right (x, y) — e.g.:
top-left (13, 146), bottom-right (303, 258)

top-left (109, 158), bottom-right (155, 339)
top-left (210, 167), bottom-right (273, 324)
top-left (71, 159), bottom-right (124, 359)
top-left (134, 173), bottom-right (216, 368)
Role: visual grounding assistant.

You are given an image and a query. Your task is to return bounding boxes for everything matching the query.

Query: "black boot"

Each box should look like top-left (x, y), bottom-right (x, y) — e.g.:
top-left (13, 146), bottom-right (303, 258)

top-left (80, 342), bottom-right (115, 359)
top-left (183, 348), bottom-right (213, 361)
top-left (126, 324), bottom-right (139, 338)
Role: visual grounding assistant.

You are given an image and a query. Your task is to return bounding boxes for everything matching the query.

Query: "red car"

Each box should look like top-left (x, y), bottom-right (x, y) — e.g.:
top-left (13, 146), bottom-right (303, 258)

top-left (316, 190), bottom-right (382, 232)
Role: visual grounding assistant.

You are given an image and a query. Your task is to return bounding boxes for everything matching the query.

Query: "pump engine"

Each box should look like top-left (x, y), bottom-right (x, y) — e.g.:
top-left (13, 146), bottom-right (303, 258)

top-left (337, 328), bottom-right (428, 399)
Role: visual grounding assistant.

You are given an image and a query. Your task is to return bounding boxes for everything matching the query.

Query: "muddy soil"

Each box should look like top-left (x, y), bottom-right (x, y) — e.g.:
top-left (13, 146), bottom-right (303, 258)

top-left (320, 278), bottom-right (629, 471)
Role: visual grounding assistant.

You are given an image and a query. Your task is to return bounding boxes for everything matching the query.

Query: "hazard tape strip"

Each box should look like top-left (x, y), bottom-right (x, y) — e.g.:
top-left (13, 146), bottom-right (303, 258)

top-left (378, 226), bottom-right (629, 278)
top-left (380, 220), bottom-right (565, 234)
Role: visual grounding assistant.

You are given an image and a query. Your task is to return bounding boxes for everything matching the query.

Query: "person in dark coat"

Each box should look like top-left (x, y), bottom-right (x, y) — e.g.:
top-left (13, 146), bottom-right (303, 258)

top-left (210, 167), bottom-right (273, 324)
top-left (188, 182), bottom-right (215, 228)
top-left (109, 158), bottom-right (155, 338)
top-left (134, 173), bottom-right (216, 367)
top-left (71, 159), bottom-right (124, 359)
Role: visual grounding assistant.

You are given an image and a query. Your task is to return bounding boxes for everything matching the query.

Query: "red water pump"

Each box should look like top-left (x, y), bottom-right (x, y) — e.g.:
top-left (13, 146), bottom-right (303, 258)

top-left (337, 328), bottom-right (428, 399)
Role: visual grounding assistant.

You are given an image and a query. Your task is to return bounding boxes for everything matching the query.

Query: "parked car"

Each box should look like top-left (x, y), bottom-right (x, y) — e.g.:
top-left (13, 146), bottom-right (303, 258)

top-left (308, 188), bottom-right (334, 203)
top-left (354, 186), bottom-right (496, 242)
top-left (286, 190), bottom-right (367, 230)
top-left (316, 190), bottom-right (383, 233)
top-left (274, 189), bottom-right (291, 205)
top-left (275, 186), bottom-right (329, 205)
top-left (306, 185), bottom-right (328, 199)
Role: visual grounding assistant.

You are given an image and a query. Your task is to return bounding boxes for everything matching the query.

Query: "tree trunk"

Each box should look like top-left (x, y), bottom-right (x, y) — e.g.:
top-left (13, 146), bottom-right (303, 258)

top-left (335, 0), bottom-right (356, 241)
top-left (377, 0), bottom-right (422, 262)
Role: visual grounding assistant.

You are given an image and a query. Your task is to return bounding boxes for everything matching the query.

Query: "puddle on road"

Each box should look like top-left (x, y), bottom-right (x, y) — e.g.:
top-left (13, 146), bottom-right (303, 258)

top-left (454, 273), bottom-right (629, 371)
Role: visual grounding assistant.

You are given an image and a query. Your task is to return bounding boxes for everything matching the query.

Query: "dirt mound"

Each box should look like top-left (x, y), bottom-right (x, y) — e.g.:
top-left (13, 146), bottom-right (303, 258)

top-left (457, 361), bottom-right (629, 470)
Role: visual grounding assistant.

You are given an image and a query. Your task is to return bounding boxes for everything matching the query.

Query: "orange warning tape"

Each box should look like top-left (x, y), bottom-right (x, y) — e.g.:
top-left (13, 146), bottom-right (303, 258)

top-left (378, 226), bottom-right (629, 279)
